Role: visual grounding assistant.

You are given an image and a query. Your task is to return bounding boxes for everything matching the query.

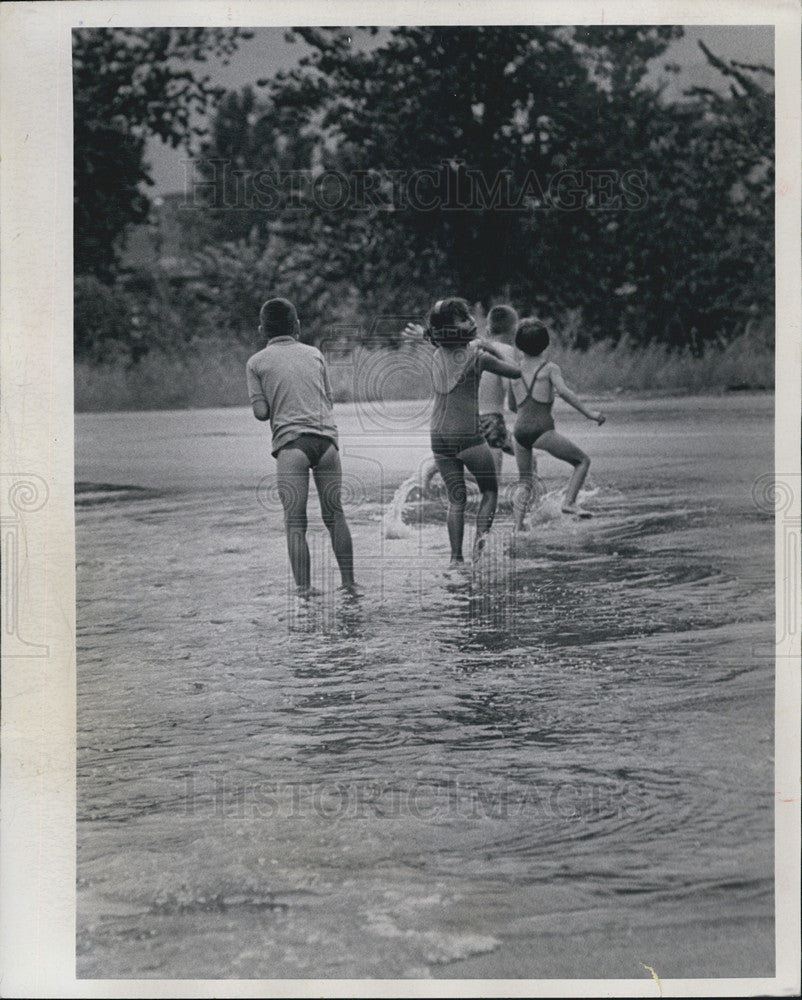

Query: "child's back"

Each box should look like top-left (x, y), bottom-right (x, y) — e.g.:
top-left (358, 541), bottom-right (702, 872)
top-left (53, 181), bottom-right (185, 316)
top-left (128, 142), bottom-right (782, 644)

top-left (510, 318), bottom-right (605, 521)
top-left (247, 298), bottom-right (356, 596)
top-left (511, 354), bottom-right (557, 449)
top-left (478, 305), bottom-right (518, 414)
top-left (247, 337), bottom-right (338, 457)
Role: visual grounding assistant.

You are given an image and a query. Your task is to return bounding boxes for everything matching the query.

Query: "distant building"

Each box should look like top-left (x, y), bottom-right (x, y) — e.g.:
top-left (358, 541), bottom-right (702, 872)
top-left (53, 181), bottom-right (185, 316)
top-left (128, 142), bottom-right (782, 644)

top-left (119, 191), bottom-right (205, 280)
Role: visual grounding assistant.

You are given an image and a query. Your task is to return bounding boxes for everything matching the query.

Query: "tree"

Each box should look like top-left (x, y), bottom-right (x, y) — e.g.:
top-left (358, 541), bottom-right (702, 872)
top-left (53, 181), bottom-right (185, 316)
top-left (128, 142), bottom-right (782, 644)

top-left (73, 27), bottom-right (251, 277)
top-left (263, 26), bottom-right (687, 330)
top-left (183, 26), bottom-right (773, 349)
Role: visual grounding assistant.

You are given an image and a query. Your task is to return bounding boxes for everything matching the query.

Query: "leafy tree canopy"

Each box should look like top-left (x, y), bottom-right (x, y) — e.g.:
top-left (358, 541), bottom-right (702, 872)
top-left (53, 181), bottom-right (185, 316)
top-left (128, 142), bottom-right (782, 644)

top-left (73, 27), bottom-right (251, 276)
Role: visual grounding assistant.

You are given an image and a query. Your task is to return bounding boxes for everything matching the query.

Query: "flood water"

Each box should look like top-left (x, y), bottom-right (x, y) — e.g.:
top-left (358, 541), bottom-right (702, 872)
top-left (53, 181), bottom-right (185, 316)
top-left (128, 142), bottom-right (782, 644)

top-left (75, 393), bottom-right (775, 980)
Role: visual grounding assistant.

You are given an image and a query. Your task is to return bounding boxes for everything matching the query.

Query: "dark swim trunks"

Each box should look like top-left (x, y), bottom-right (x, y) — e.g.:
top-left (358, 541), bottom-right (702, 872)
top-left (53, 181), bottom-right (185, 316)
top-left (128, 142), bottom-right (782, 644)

top-left (279, 433), bottom-right (337, 468)
top-left (430, 431), bottom-right (486, 459)
top-left (479, 412), bottom-right (513, 454)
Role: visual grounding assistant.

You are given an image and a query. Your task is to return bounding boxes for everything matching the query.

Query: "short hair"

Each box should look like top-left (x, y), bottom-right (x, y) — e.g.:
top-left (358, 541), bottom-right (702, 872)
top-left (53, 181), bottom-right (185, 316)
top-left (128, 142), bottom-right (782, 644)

top-left (515, 318), bottom-right (550, 356)
top-left (427, 297), bottom-right (476, 346)
top-left (259, 298), bottom-right (297, 338)
top-left (487, 304), bottom-right (519, 337)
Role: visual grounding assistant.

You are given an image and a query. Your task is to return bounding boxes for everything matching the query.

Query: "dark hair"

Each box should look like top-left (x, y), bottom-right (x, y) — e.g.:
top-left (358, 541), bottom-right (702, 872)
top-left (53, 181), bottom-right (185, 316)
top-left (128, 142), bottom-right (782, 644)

top-left (487, 304), bottom-right (518, 337)
top-left (426, 297), bottom-right (476, 346)
top-left (260, 298), bottom-right (297, 338)
top-left (515, 318), bottom-right (550, 356)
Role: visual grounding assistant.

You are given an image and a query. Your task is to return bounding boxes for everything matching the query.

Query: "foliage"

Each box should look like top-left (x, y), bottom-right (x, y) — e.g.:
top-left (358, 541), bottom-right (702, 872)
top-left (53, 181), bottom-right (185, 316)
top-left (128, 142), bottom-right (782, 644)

top-left (73, 27), bottom-right (250, 276)
top-left (73, 274), bottom-right (134, 361)
top-left (262, 26), bottom-right (688, 327)
top-left (74, 26), bottom-right (775, 360)
top-left (187, 26), bottom-right (772, 349)
top-left (74, 331), bottom-right (773, 413)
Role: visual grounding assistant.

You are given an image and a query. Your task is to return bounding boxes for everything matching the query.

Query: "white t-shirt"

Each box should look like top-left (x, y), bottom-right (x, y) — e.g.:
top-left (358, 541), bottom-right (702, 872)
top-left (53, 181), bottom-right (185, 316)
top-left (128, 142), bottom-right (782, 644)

top-left (246, 336), bottom-right (338, 456)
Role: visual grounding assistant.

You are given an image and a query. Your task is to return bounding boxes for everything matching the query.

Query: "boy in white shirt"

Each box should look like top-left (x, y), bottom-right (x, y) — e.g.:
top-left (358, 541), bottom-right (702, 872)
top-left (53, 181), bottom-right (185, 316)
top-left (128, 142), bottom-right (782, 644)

top-left (246, 298), bottom-right (357, 596)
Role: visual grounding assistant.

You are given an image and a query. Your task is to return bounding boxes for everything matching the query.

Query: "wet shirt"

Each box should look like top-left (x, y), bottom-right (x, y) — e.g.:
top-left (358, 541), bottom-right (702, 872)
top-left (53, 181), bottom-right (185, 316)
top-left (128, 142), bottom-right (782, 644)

top-left (246, 336), bottom-right (338, 456)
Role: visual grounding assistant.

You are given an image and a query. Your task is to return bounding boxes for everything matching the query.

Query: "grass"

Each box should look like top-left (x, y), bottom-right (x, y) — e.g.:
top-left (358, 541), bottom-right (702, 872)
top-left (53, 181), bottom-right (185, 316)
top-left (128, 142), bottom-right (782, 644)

top-left (74, 334), bottom-right (773, 412)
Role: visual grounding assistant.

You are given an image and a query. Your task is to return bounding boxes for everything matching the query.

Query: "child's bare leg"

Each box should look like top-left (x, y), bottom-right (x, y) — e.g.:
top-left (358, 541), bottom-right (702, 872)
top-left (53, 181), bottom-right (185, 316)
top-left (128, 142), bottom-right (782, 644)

top-left (512, 439), bottom-right (533, 531)
top-left (312, 446), bottom-right (356, 590)
top-left (276, 448), bottom-right (312, 592)
top-left (491, 446), bottom-right (503, 482)
top-left (535, 431), bottom-right (589, 509)
top-left (564, 458), bottom-right (590, 507)
top-left (434, 455), bottom-right (467, 564)
top-left (459, 443), bottom-right (498, 561)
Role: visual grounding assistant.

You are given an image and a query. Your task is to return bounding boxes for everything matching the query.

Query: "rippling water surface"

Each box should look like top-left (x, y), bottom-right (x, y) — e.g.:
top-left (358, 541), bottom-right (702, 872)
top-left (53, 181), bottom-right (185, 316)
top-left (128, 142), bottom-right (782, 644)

top-left (76, 395), bottom-right (775, 980)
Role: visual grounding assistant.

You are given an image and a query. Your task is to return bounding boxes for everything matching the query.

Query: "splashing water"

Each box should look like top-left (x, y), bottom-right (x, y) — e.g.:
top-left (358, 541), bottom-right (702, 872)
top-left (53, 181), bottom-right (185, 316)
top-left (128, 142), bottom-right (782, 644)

top-left (384, 458), bottom-right (603, 538)
top-left (382, 478), bottom-right (417, 538)
top-left (527, 484), bottom-right (601, 526)
top-left (75, 395), bottom-right (775, 980)
top-left (383, 457), bottom-right (440, 539)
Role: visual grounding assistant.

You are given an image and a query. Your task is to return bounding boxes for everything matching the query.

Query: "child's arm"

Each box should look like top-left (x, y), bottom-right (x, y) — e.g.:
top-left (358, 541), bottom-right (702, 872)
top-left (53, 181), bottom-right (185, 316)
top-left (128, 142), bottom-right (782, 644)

top-left (321, 357), bottom-right (334, 408)
top-left (478, 348), bottom-right (520, 380)
top-left (250, 396), bottom-right (270, 421)
top-left (550, 364), bottom-right (605, 424)
top-left (246, 362), bottom-right (270, 421)
top-left (475, 337), bottom-right (507, 360)
top-left (402, 322), bottom-right (427, 340)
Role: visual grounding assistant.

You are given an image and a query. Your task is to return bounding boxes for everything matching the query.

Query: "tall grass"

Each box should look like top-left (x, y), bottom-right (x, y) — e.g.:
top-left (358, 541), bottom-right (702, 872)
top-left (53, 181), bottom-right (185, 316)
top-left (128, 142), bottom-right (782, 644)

top-left (546, 332), bottom-right (773, 395)
top-left (74, 334), bottom-right (772, 412)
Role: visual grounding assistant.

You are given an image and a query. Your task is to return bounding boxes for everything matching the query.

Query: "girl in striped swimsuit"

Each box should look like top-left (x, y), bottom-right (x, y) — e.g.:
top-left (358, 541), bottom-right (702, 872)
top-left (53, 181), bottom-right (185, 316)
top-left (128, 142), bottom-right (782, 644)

top-left (510, 318), bottom-right (605, 527)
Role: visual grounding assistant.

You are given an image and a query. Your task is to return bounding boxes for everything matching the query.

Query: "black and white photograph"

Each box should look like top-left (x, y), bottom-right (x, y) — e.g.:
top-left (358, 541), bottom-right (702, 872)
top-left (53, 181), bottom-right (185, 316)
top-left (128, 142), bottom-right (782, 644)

top-left (1, 1), bottom-right (800, 995)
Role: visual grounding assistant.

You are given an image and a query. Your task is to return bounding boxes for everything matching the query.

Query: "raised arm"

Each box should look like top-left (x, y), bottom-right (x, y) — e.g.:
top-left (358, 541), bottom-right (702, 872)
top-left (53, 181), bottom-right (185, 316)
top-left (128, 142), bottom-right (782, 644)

top-left (475, 337), bottom-right (507, 360)
top-left (478, 349), bottom-right (520, 380)
top-left (550, 364), bottom-right (605, 423)
top-left (402, 322), bottom-right (427, 340)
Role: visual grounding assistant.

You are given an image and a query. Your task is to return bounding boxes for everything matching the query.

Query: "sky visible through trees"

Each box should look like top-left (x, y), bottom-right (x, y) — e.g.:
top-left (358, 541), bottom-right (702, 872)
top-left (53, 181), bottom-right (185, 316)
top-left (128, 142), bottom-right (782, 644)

top-left (146, 26), bottom-right (774, 194)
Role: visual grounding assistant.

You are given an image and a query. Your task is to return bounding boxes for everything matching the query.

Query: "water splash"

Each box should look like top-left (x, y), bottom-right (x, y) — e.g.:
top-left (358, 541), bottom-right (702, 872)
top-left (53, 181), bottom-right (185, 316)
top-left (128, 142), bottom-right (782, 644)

top-left (528, 485), bottom-right (601, 525)
top-left (383, 458), bottom-right (439, 539)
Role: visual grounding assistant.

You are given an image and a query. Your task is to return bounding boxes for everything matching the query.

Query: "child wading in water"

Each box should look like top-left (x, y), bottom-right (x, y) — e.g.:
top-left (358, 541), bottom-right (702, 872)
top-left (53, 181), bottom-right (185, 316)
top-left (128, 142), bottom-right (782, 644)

top-left (425, 298), bottom-right (521, 566)
top-left (246, 298), bottom-right (357, 597)
top-left (477, 304), bottom-right (520, 481)
top-left (510, 318), bottom-right (605, 525)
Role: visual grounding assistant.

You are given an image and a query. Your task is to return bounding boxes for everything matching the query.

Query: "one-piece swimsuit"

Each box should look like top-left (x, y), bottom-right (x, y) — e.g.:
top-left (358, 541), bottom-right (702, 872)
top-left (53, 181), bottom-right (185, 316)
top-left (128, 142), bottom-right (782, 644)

top-left (430, 343), bottom-right (485, 457)
top-left (513, 361), bottom-right (555, 449)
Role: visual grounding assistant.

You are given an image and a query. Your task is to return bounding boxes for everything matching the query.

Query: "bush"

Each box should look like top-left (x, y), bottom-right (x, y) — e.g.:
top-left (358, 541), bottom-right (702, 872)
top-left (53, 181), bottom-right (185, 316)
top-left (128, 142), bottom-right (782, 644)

top-left (74, 274), bottom-right (134, 362)
top-left (74, 331), bottom-right (773, 413)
